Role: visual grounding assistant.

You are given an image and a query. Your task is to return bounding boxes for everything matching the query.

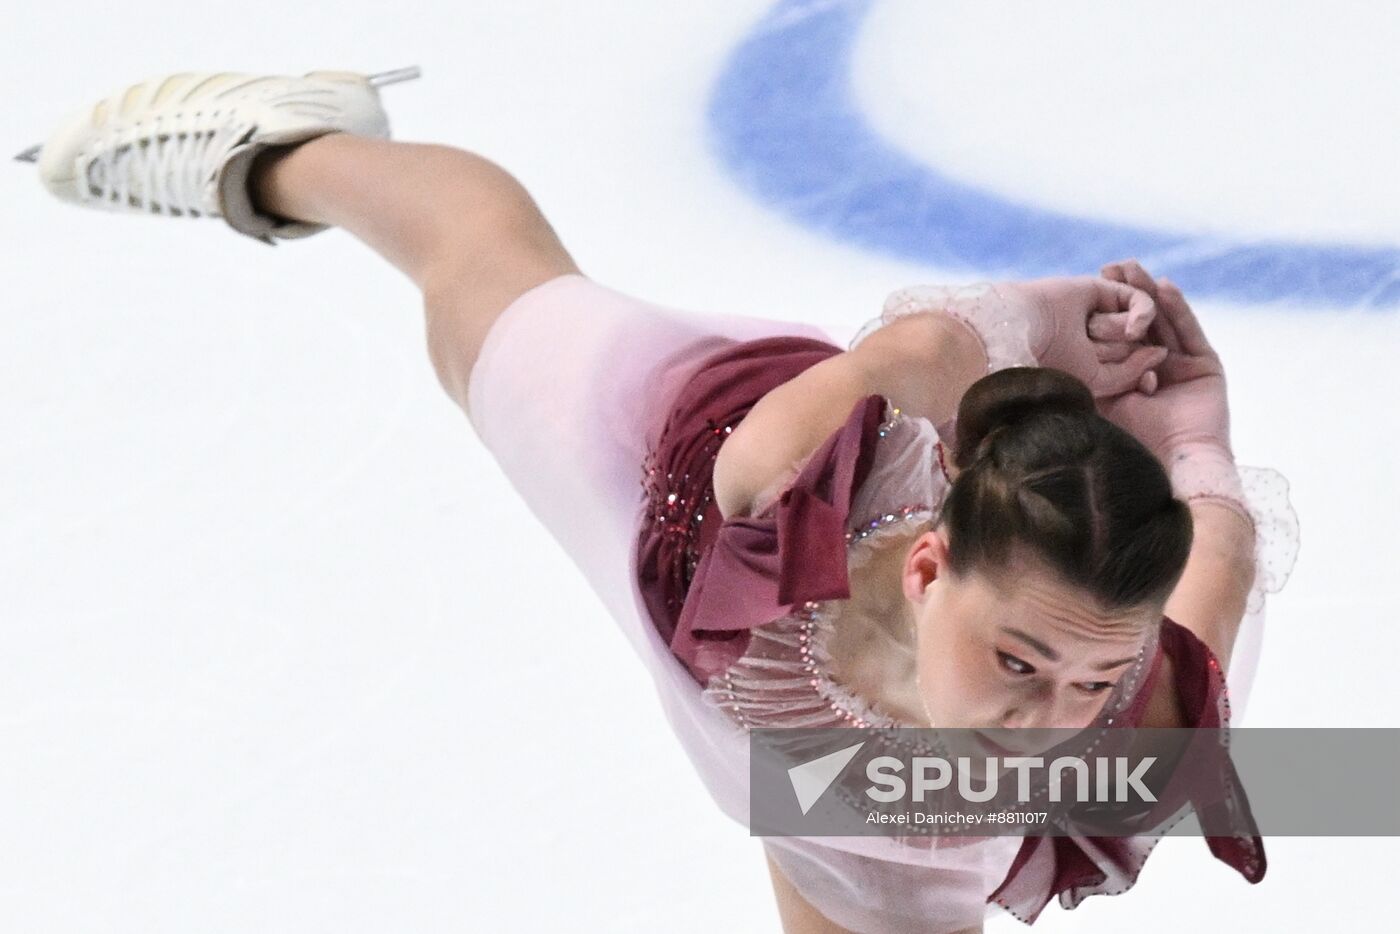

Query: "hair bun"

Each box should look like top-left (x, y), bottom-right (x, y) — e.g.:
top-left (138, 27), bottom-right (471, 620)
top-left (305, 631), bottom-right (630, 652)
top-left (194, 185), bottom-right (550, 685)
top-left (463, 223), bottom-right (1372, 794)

top-left (953, 367), bottom-right (1095, 469)
top-left (941, 364), bottom-right (1190, 612)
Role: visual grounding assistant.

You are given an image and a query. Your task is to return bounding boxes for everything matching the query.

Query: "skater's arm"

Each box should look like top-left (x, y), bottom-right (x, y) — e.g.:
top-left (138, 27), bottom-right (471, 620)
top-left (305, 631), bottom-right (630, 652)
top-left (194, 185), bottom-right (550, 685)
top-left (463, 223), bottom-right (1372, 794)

top-left (714, 312), bottom-right (986, 519)
top-left (1128, 503), bottom-right (1256, 729)
top-left (1166, 501), bottom-right (1256, 667)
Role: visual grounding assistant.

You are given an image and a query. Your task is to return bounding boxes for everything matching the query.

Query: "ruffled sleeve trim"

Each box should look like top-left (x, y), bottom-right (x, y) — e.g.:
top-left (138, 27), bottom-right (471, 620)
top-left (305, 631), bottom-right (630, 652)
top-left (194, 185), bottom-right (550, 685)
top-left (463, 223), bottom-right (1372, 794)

top-left (849, 282), bottom-right (1040, 373)
top-left (1237, 465), bottom-right (1301, 614)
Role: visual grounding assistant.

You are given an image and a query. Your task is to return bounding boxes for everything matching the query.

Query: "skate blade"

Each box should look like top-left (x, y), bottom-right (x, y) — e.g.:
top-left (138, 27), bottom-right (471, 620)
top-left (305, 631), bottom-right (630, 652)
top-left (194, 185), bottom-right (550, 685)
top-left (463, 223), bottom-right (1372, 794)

top-left (366, 66), bottom-right (422, 88)
top-left (13, 143), bottom-right (42, 163)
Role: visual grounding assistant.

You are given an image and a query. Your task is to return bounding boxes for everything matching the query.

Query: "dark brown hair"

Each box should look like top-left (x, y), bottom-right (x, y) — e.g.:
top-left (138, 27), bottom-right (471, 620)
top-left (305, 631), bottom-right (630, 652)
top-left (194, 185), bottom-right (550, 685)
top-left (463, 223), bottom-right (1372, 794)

top-left (941, 367), bottom-right (1192, 612)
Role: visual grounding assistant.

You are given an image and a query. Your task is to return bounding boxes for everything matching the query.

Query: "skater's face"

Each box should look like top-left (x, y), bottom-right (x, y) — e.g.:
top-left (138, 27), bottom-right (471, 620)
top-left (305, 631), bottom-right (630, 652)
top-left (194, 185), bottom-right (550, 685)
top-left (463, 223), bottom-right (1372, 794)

top-left (901, 527), bottom-right (1157, 744)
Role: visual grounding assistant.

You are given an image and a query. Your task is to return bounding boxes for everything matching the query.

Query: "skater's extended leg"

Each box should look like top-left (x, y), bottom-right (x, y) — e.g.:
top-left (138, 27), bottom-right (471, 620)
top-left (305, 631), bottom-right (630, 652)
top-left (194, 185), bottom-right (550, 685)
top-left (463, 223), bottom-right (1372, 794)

top-left (247, 132), bottom-right (579, 411)
top-left (27, 70), bottom-right (578, 416)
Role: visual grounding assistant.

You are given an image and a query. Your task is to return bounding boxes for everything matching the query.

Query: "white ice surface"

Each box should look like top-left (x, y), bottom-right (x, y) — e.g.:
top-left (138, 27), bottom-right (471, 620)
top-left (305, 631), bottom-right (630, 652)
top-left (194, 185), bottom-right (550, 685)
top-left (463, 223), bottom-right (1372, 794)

top-left (2, 1), bottom-right (1396, 931)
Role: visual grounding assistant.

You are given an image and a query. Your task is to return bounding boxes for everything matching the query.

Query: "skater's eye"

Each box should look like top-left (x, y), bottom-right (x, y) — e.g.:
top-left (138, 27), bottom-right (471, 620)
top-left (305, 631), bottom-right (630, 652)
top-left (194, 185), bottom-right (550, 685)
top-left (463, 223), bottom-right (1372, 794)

top-left (997, 651), bottom-right (1034, 675)
top-left (1078, 681), bottom-right (1116, 694)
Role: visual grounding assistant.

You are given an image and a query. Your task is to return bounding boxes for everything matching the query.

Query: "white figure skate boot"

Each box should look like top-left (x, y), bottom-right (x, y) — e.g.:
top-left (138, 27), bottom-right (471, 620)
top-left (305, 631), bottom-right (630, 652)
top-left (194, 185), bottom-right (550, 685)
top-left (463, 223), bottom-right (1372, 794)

top-left (16, 66), bottom-right (421, 245)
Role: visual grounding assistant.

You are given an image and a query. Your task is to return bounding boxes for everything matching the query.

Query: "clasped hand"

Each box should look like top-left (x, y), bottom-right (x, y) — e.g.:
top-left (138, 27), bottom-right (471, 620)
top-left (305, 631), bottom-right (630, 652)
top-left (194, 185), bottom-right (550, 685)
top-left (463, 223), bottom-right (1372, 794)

top-left (1001, 261), bottom-right (1233, 465)
top-left (1003, 273), bottom-right (1165, 398)
top-left (1091, 259), bottom-right (1234, 466)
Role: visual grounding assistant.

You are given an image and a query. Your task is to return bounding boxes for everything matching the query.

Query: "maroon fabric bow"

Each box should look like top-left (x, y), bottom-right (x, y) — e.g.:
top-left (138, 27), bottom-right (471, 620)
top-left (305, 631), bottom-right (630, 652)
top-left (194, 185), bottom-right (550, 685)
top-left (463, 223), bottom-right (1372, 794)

top-left (633, 334), bottom-right (851, 683)
top-left (668, 393), bottom-right (886, 682)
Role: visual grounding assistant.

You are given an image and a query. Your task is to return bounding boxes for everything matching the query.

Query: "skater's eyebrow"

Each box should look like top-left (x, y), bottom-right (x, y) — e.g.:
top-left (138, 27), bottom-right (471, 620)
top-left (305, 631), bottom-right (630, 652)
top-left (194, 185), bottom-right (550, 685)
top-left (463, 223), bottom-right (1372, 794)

top-left (1001, 627), bottom-right (1059, 661)
top-left (1000, 627), bottom-right (1136, 671)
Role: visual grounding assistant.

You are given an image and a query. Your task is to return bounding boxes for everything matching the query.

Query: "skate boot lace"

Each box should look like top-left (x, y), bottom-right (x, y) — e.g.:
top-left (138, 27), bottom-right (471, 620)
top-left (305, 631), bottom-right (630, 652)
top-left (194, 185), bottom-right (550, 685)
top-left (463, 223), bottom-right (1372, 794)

top-left (83, 117), bottom-right (256, 217)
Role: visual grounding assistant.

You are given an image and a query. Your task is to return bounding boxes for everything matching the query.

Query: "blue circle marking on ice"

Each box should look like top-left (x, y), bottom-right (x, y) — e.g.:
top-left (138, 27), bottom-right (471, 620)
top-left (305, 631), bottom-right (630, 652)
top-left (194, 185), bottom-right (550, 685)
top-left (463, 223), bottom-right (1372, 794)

top-left (706, 0), bottom-right (1400, 308)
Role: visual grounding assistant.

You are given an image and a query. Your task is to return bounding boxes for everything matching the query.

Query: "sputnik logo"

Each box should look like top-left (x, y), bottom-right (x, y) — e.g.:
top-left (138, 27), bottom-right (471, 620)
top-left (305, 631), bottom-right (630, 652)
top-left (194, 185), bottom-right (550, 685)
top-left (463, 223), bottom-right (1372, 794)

top-left (787, 741), bottom-right (866, 815)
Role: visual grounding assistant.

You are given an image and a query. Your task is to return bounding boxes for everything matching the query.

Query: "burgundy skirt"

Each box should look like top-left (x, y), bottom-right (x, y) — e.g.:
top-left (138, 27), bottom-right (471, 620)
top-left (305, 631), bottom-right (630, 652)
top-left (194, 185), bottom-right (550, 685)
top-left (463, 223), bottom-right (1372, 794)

top-left (634, 334), bottom-right (844, 678)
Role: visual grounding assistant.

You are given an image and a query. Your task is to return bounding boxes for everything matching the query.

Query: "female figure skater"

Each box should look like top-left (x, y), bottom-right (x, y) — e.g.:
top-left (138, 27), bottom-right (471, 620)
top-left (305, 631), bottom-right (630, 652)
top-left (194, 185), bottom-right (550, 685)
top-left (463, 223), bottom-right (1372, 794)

top-left (20, 68), bottom-right (1298, 933)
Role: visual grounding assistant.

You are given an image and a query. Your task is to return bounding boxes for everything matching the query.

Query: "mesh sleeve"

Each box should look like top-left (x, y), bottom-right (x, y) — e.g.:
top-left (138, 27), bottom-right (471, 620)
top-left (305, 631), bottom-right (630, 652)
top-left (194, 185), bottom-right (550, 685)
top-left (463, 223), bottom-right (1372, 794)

top-left (849, 282), bottom-right (1040, 372)
top-left (1219, 465), bottom-right (1301, 723)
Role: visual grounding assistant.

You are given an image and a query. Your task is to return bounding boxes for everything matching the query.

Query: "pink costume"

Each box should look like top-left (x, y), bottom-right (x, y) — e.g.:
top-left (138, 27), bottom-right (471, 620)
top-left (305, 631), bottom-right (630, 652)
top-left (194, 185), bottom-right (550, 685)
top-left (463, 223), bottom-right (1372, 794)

top-left (467, 274), bottom-right (1300, 933)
